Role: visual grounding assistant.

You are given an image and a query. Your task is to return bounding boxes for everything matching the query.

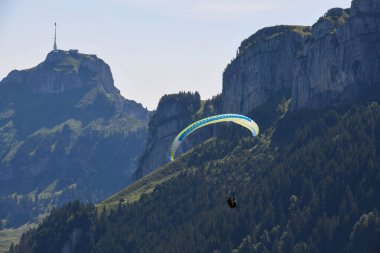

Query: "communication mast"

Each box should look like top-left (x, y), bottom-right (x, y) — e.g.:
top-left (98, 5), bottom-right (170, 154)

top-left (53, 22), bottom-right (57, 51)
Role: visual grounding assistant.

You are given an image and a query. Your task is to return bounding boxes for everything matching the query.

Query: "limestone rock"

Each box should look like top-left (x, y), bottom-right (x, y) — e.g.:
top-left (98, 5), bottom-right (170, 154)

top-left (221, 0), bottom-right (380, 113)
top-left (1, 50), bottom-right (119, 95)
top-left (222, 26), bottom-right (308, 114)
top-left (134, 92), bottom-right (201, 179)
top-left (292, 4), bottom-right (380, 109)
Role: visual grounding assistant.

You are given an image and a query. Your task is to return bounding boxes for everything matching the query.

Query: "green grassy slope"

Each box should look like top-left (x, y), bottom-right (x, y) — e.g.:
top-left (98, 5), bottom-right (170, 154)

top-left (98, 136), bottom-right (227, 210)
top-left (98, 159), bottom-right (186, 209)
top-left (0, 224), bottom-right (36, 253)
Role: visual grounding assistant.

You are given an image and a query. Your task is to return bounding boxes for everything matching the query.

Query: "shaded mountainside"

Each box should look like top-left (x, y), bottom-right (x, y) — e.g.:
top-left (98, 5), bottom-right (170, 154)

top-left (10, 97), bottom-right (380, 253)
top-left (0, 50), bottom-right (149, 230)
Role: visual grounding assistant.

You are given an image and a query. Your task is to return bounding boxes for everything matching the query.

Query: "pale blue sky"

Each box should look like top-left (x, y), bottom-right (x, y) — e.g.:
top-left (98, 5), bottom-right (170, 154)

top-left (0, 0), bottom-right (351, 109)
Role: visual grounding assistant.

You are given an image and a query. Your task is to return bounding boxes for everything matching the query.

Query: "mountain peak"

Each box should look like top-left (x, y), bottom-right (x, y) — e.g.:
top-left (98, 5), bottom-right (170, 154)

top-left (2, 49), bottom-right (119, 94)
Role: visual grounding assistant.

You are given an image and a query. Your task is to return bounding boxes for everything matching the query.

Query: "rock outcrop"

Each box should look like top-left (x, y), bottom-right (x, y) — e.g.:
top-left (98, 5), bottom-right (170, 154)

top-left (222, 25), bottom-right (308, 114)
top-left (3, 50), bottom-right (117, 95)
top-left (292, 4), bottom-right (380, 109)
top-left (1, 50), bottom-right (149, 121)
top-left (134, 92), bottom-right (201, 179)
top-left (134, 93), bottom-right (222, 179)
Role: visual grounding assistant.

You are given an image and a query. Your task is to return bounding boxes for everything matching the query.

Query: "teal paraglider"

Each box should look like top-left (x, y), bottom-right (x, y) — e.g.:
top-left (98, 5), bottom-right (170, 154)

top-left (169, 114), bottom-right (259, 161)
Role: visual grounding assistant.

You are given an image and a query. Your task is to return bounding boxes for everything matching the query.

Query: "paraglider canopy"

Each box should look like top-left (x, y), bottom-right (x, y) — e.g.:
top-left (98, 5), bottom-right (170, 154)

top-left (168, 113), bottom-right (259, 161)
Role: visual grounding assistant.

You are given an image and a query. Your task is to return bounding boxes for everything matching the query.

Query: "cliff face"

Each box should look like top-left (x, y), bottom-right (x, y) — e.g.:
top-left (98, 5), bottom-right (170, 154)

top-left (222, 26), bottom-right (308, 114)
top-left (134, 92), bottom-right (201, 179)
top-left (134, 93), bottom-right (222, 179)
top-left (292, 4), bottom-right (380, 109)
top-left (222, 0), bottom-right (380, 113)
top-left (3, 50), bottom-right (117, 95)
top-left (1, 50), bottom-right (149, 121)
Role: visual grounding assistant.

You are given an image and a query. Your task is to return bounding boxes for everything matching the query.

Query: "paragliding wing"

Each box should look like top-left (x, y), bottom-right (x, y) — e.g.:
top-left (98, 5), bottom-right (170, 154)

top-left (168, 114), bottom-right (259, 161)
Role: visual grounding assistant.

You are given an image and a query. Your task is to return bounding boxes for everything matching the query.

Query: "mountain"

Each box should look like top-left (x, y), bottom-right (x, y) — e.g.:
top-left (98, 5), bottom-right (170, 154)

top-left (7, 0), bottom-right (380, 252)
top-left (0, 50), bottom-right (149, 230)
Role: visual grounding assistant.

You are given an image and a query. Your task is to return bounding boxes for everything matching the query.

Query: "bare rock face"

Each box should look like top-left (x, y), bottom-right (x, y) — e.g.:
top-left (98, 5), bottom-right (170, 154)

top-left (134, 92), bottom-right (201, 179)
top-left (133, 93), bottom-right (222, 180)
top-left (2, 50), bottom-right (118, 95)
top-left (222, 0), bottom-right (380, 113)
top-left (1, 50), bottom-right (149, 120)
top-left (291, 8), bottom-right (351, 109)
top-left (222, 26), bottom-right (308, 114)
top-left (292, 5), bottom-right (380, 109)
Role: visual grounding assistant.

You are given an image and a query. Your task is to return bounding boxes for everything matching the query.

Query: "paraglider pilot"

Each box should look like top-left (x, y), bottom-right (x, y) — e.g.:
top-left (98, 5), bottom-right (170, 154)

top-left (226, 196), bottom-right (237, 208)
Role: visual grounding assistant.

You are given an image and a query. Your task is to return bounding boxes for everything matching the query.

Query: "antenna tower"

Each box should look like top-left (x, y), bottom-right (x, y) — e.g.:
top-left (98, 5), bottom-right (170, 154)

top-left (53, 22), bottom-right (57, 51)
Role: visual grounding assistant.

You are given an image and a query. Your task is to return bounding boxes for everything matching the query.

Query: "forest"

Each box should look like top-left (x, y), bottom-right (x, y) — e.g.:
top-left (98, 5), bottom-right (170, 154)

top-left (8, 99), bottom-right (380, 253)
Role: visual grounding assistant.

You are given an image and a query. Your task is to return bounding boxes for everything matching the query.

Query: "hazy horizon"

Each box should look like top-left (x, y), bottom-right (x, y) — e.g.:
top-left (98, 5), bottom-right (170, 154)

top-left (0, 0), bottom-right (350, 110)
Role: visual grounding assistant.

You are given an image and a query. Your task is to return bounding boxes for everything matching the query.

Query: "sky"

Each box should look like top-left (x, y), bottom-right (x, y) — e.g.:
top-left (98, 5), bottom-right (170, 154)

top-left (0, 0), bottom-right (351, 110)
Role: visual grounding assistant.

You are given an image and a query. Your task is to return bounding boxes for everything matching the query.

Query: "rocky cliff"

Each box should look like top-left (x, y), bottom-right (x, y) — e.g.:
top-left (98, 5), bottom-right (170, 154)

top-left (1, 50), bottom-right (148, 121)
top-left (134, 92), bottom-right (201, 179)
top-left (134, 93), bottom-right (222, 179)
top-left (222, 0), bottom-right (380, 113)
top-left (222, 25), bottom-right (308, 114)
top-left (3, 50), bottom-right (117, 95)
